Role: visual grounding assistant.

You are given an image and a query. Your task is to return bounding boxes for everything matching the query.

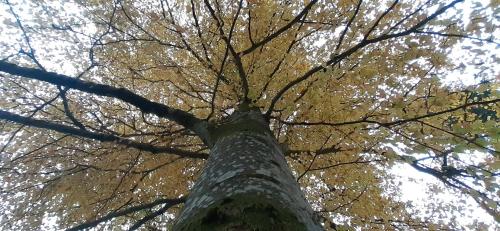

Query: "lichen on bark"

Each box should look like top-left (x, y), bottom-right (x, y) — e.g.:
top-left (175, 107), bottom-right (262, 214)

top-left (174, 108), bottom-right (322, 230)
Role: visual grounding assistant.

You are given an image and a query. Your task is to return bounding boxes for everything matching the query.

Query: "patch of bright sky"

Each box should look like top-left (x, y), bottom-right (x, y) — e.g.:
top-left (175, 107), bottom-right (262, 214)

top-left (386, 1), bottom-right (498, 229)
top-left (388, 149), bottom-right (498, 230)
top-left (0, 0), bottom-right (96, 76)
top-left (443, 1), bottom-right (499, 86)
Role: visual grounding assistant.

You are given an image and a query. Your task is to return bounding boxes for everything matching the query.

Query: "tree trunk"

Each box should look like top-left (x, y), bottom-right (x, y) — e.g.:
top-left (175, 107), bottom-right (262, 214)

top-left (174, 108), bottom-right (322, 230)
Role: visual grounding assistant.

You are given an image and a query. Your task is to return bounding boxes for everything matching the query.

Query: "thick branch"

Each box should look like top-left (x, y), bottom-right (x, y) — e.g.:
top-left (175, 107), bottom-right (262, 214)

top-left (128, 203), bottom-right (171, 230)
top-left (0, 110), bottom-right (208, 159)
top-left (0, 61), bottom-right (212, 144)
top-left (66, 197), bottom-right (185, 231)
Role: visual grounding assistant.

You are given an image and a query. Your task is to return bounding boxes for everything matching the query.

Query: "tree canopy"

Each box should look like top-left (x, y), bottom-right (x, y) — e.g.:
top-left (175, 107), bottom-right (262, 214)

top-left (0, 0), bottom-right (498, 230)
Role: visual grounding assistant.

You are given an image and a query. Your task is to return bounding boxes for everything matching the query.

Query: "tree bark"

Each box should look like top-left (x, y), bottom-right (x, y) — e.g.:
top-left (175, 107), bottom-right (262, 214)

top-left (174, 108), bottom-right (322, 230)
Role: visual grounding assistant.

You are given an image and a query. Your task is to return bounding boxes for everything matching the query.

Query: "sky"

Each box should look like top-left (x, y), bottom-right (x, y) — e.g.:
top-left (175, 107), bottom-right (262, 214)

top-left (0, 0), bottom-right (498, 230)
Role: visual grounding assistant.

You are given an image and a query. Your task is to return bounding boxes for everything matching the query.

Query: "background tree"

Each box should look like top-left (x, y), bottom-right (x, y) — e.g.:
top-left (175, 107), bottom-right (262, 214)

top-left (0, 0), bottom-right (498, 230)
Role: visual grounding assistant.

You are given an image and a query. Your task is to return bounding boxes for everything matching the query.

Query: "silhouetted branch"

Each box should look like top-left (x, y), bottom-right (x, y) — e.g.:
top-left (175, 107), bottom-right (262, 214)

top-left (204, 0), bottom-right (250, 103)
top-left (0, 61), bottom-right (212, 144)
top-left (190, 0), bottom-right (212, 63)
top-left (58, 87), bottom-right (86, 130)
top-left (363, 0), bottom-right (399, 40)
top-left (414, 30), bottom-right (500, 45)
top-left (128, 203), bottom-right (171, 230)
top-left (6, 0), bottom-right (45, 70)
top-left (0, 110), bottom-right (208, 159)
top-left (277, 98), bottom-right (499, 130)
top-left (418, 120), bottom-right (498, 154)
top-left (407, 159), bottom-right (500, 221)
top-left (66, 197), bottom-right (185, 231)
top-left (265, 0), bottom-right (464, 118)
top-left (380, 98), bottom-right (499, 127)
top-left (335, 0), bottom-right (363, 51)
top-left (239, 0), bottom-right (319, 56)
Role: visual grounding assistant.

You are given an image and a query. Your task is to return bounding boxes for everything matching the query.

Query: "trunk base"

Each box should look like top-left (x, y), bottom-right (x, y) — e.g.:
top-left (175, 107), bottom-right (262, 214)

top-left (179, 194), bottom-right (306, 231)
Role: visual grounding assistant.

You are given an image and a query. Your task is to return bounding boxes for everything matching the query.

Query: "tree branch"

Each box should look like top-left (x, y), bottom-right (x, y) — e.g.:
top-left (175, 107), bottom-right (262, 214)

top-left (58, 87), bottom-right (86, 130)
top-left (66, 197), bottom-right (185, 231)
top-left (380, 98), bottom-right (499, 127)
top-left (335, 0), bottom-right (363, 51)
top-left (239, 0), bottom-right (318, 56)
top-left (0, 61), bottom-right (213, 145)
top-left (414, 30), bottom-right (500, 45)
top-left (264, 0), bottom-right (464, 118)
top-left (277, 98), bottom-right (499, 131)
top-left (128, 203), bottom-right (170, 230)
top-left (363, 0), bottom-right (399, 40)
top-left (0, 110), bottom-right (208, 159)
top-left (204, 0), bottom-right (250, 103)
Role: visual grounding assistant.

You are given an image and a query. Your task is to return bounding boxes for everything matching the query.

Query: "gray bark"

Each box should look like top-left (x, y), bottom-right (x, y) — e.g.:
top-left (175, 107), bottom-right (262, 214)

top-left (174, 108), bottom-right (322, 230)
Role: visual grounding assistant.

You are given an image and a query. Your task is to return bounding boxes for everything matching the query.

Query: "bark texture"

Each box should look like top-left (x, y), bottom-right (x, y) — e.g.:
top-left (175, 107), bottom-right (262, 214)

top-left (174, 109), bottom-right (322, 230)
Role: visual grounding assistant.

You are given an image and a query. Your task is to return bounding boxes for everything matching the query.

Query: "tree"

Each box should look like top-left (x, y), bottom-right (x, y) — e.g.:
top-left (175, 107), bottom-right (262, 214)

top-left (0, 0), bottom-right (498, 230)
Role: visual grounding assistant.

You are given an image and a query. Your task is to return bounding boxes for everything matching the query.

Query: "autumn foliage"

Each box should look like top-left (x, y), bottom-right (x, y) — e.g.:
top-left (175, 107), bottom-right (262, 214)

top-left (0, 0), bottom-right (498, 230)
